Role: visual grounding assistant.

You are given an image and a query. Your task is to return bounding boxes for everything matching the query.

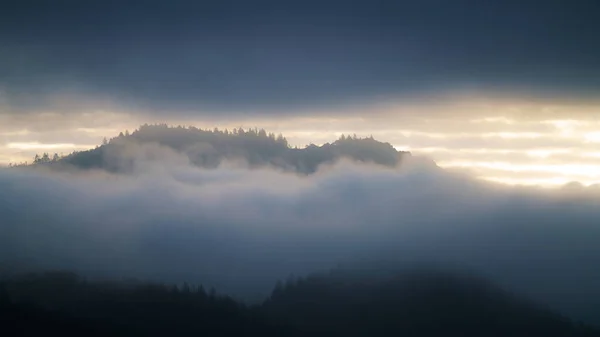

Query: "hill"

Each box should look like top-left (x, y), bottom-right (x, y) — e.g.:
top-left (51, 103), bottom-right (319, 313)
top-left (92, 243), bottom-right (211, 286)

top-left (2, 268), bottom-right (598, 337)
top-left (23, 124), bottom-right (410, 173)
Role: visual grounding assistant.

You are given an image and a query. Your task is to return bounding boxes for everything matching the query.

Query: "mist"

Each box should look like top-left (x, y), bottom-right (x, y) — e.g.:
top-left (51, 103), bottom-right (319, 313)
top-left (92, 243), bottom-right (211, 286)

top-left (1, 146), bottom-right (600, 324)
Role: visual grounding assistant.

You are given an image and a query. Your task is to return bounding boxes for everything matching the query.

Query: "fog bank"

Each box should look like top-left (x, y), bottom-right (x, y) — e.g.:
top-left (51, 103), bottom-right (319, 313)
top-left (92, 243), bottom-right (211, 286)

top-left (1, 151), bottom-right (599, 323)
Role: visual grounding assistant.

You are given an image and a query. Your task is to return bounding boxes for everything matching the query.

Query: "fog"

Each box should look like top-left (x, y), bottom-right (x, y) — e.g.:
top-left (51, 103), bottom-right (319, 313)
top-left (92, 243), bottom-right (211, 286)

top-left (1, 147), bottom-right (599, 324)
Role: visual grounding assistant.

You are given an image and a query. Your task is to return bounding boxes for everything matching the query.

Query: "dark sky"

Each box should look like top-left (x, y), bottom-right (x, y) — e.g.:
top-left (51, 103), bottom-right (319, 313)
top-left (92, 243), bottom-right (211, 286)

top-left (1, 0), bottom-right (599, 114)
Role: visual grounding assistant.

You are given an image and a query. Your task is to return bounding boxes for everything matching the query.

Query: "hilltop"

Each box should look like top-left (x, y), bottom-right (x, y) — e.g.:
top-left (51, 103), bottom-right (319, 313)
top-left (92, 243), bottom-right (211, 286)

top-left (21, 124), bottom-right (412, 174)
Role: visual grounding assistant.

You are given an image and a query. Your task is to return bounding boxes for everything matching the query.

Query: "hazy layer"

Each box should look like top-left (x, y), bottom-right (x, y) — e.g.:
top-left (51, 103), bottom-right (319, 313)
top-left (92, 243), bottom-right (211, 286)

top-left (1, 148), bottom-right (600, 323)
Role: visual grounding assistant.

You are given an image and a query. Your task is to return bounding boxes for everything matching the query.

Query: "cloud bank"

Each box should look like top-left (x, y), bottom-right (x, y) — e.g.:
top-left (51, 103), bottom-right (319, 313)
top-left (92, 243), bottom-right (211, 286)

top-left (2, 0), bottom-right (599, 113)
top-left (1, 147), bottom-right (600, 324)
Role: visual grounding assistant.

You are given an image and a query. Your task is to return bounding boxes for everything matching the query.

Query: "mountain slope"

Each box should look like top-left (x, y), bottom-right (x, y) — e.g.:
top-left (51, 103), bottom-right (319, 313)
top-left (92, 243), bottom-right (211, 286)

top-left (262, 268), bottom-right (599, 337)
top-left (3, 269), bottom-right (598, 337)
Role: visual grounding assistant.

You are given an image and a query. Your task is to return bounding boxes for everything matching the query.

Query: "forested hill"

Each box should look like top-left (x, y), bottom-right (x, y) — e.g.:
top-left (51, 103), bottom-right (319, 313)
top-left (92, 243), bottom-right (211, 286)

top-left (2, 269), bottom-right (598, 337)
top-left (31, 124), bottom-right (412, 173)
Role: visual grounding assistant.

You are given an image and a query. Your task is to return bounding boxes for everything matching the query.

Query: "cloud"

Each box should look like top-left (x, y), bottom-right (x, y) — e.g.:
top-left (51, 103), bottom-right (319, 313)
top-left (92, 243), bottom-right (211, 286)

top-left (3, 97), bottom-right (600, 187)
top-left (1, 1), bottom-right (600, 114)
top-left (1, 148), bottom-right (600, 324)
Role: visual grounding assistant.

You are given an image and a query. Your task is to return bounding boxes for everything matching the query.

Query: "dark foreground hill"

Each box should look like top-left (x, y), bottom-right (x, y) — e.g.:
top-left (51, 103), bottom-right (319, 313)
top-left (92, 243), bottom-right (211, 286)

top-left (24, 124), bottom-right (410, 173)
top-left (2, 268), bottom-right (598, 337)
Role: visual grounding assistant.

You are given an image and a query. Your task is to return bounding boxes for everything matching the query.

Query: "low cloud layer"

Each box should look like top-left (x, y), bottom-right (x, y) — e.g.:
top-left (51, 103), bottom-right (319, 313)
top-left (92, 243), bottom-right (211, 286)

top-left (1, 148), bottom-right (600, 324)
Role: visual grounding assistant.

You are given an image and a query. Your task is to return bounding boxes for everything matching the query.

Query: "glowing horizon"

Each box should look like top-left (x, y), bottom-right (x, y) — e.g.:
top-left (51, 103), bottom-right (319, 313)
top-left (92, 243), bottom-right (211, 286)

top-left (1, 96), bottom-right (600, 187)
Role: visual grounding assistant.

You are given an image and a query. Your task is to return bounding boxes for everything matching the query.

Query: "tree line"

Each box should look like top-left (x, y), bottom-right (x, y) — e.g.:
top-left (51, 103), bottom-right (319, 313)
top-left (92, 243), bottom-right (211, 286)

top-left (14, 124), bottom-right (406, 174)
top-left (1, 268), bottom-right (598, 337)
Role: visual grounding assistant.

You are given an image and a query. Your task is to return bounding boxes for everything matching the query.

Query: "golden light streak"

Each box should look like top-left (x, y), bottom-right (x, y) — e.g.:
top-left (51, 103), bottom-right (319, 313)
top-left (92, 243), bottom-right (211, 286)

top-left (6, 142), bottom-right (94, 150)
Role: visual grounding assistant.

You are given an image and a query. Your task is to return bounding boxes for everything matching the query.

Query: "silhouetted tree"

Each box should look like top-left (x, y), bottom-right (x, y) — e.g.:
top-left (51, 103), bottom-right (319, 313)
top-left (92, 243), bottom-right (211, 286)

top-left (26, 124), bottom-right (408, 174)
top-left (2, 269), bottom-right (598, 337)
top-left (181, 282), bottom-right (191, 294)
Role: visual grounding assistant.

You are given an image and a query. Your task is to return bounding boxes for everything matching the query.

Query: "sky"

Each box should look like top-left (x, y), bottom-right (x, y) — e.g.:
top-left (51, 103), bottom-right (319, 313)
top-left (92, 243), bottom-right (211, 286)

top-left (3, 1), bottom-right (600, 325)
top-left (2, 0), bottom-right (600, 185)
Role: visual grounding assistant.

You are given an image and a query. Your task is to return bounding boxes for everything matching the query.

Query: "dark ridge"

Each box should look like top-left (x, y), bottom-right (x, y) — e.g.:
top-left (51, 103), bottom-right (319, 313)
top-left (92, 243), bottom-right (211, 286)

top-left (15, 124), bottom-right (410, 173)
top-left (262, 268), bottom-right (599, 337)
top-left (2, 268), bottom-right (598, 337)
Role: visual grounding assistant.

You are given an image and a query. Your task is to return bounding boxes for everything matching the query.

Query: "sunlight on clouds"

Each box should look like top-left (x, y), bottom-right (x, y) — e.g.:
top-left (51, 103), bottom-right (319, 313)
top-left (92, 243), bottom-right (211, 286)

top-left (2, 95), bottom-right (600, 186)
top-left (541, 119), bottom-right (591, 129)
top-left (7, 142), bottom-right (94, 150)
top-left (438, 161), bottom-right (600, 179)
top-left (0, 129), bottom-right (32, 136)
top-left (0, 142), bottom-right (99, 165)
top-left (400, 147), bottom-right (574, 159)
top-left (470, 116), bottom-right (516, 124)
top-left (482, 176), bottom-right (579, 187)
top-left (584, 132), bottom-right (600, 143)
top-left (525, 149), bottom-right (572, 158)
top-left (76, 127), bottom-right (121, 134)
top-left (581, 152), bottom-right (600, 158)
top-left (481, 132), bottom-right (544, 139)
